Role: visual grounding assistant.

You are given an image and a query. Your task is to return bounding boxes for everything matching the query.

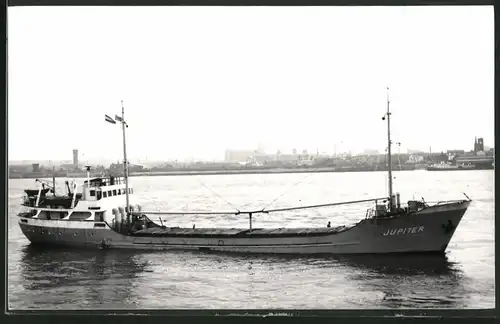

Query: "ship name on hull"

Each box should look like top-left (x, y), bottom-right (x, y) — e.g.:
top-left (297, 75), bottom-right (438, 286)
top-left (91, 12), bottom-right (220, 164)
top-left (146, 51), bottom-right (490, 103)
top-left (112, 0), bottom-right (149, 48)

top-left (382, 226), bottom-right (424, 236)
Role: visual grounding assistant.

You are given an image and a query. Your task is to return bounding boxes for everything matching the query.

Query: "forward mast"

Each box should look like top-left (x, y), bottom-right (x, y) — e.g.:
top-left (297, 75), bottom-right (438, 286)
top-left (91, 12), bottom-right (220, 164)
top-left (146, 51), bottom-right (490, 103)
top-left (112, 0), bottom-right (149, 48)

top-left (383, 87), bottom-right (396, 212)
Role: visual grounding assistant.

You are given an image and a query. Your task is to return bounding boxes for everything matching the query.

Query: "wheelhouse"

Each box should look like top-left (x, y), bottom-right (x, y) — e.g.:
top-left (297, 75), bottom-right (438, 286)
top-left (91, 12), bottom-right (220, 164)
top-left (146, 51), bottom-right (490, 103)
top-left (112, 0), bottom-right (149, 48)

top-left (83, 176), bottom-right (134, 201)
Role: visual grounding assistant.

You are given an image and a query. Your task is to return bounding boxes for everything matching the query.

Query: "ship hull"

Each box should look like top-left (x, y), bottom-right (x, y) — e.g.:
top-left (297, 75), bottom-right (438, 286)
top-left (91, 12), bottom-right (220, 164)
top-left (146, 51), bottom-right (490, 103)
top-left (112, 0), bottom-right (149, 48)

top-left (18, 201), bottom-right (470, 255)
top-left (426, 165), bottom-right (494, 171)
top-left (426, 167), bottom-right (462, 171)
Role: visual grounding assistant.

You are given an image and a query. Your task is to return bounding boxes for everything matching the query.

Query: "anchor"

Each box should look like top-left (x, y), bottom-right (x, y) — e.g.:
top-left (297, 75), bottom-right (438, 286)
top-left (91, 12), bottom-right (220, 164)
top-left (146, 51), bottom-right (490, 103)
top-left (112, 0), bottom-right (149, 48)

top-left (442, 220), bottom-right (456, 234)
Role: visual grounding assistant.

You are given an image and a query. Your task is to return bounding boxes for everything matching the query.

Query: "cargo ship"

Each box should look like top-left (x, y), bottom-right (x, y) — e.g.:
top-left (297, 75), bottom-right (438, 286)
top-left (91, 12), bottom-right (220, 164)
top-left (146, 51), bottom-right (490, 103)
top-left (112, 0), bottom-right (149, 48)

top-left (16, 93), bottom-right (471, 255)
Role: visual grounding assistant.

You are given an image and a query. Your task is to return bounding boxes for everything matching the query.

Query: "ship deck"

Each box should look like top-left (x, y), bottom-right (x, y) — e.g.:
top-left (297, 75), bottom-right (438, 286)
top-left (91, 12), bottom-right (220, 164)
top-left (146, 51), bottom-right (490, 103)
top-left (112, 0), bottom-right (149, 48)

top-left (131, 225), bottom-right (351, 238)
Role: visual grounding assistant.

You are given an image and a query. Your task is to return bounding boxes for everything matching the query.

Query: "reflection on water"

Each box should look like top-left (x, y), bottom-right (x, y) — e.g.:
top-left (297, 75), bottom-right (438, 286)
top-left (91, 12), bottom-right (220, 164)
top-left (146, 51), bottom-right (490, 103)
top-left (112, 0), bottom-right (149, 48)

top-left (122, 250), bottom-right (470, 309)
top-left (11, 245), bottom-right (474, 309)
top-left (16, 246), bottom-right (150, 309)
top-left (338, 254), bottom-right (468, 309)
top-left (337, 254), bottom-right (459, 276)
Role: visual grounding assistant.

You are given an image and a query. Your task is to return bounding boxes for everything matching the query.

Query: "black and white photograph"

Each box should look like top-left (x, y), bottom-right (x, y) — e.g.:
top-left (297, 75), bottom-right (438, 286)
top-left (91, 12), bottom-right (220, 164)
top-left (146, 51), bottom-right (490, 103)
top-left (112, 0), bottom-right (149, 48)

top-left (7, 5), bottom-right (494, 310)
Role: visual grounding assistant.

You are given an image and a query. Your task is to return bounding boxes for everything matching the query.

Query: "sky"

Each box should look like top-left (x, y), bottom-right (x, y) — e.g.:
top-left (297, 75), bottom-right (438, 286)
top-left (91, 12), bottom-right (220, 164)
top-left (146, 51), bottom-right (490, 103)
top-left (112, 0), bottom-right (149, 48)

top-left (8, 6), bottom-right (494, 162)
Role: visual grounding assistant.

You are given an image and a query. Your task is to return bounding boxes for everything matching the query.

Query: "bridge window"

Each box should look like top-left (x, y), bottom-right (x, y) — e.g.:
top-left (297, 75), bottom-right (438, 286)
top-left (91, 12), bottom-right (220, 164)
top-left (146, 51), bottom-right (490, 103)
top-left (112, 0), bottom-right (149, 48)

top-left (49, 211), bottom-right (68, 220)
top-left (90, 190), bottom-right (96, 197)
top-left (37, 211), bottom-right (49, 220)
top-left (97, 191), bottom-right (102, 200)
top-left (95, 212), bottom-right (104, 222)
top-left (103, 191), bottom-right (107, 198)
top-left (113, 189), bottom-right (117, 196)
top-left (68, 212), bottom-right (92, 221)
top-left (36, 211), bottom-right (67, 220)
top-left (108, 190), bottom-right (112, 197)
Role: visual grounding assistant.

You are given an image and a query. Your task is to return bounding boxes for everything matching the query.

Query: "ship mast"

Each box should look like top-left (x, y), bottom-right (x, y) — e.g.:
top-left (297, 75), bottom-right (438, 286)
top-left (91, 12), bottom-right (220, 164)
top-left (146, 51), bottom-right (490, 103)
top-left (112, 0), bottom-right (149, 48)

top-left (382, 87), bottom-right (393, 211)
top-left (121, 100), bottom-right (131, 223)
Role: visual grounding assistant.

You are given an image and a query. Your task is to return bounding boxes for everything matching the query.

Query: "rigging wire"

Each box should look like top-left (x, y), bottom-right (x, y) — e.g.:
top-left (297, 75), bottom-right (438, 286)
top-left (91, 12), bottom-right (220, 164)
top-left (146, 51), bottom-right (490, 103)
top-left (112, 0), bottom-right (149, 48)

top-left (237, 166), bottom-right (320, 212)
top-left (196, 177), bottom-right (241, 213)
top-left (259, 165), bottom-right (327, 212)
top-left (135, 196), bottom-right (389, 215)
top-left (262, 197), bottom-right (388, 213)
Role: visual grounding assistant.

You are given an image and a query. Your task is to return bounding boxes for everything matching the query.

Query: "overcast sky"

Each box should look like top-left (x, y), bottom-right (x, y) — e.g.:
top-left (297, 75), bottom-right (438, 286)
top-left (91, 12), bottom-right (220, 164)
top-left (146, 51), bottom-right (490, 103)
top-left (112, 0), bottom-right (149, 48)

top-left (8, 6), bottom-right (494, 162)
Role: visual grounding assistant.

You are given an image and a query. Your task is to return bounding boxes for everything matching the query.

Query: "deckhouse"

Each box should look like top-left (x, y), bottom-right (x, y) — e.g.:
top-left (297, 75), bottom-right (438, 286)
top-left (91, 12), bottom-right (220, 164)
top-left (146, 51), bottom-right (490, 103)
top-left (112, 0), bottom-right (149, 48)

top-left (20, 176), bottom-right (137, 224)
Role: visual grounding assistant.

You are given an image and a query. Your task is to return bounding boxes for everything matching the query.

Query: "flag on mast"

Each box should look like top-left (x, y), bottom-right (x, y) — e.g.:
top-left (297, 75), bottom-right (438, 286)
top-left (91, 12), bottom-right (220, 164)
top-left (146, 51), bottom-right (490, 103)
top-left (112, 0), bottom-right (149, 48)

top-left (105, 114), bottom-right (116, 124)
top-left (115, 115), bottom-right (123, 122)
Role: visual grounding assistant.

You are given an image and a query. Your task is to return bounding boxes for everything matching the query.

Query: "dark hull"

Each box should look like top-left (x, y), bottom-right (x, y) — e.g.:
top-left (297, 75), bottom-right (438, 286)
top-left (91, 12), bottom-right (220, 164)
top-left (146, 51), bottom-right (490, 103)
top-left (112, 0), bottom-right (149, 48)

top-left (18, 201), bottom-right (470, 255)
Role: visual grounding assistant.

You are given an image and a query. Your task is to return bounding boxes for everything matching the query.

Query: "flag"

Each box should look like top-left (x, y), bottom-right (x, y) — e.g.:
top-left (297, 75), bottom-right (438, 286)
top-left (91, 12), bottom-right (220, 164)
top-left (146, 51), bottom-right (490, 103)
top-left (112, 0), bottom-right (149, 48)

top-left (105, 114), bottom-right (116, 124)
top-left (115, 115), bottom-right (123, 122)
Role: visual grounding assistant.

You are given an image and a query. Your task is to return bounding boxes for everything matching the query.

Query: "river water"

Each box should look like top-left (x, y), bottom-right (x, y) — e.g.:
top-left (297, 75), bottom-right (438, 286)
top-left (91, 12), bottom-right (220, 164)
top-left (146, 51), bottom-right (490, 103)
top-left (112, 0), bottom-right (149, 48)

top-left (7, 170), bottom-right (495, 309)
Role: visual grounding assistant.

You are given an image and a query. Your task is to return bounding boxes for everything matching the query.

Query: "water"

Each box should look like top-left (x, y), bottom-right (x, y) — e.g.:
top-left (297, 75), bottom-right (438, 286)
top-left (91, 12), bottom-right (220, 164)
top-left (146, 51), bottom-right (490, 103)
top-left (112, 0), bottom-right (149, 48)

top-left (7, 170), bottom-right (495, 309)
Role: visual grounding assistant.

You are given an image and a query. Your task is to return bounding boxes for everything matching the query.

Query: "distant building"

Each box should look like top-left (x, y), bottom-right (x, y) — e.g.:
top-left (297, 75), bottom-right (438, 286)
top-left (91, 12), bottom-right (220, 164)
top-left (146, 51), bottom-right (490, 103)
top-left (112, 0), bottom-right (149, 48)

top-left (297, 154), bottom-right (315, 166)
top-left (109, 163), bottom-right (144, 173)
top-left (8, 164), bottom-right (31, 172)
top-left (363, 149), bottom-right (379, 155)
top-left (474, 137), bottom-right (485, 153)
top-left (455, 155), bottom-right (493, 167)
top-left (276, 154), bottom-right (299, 163)
top-left (225, 149), bottom-right (255, 163)
top-left (32, 163), bottom-right (40, 172)
top-left (447, 150), bottom-right (465, 155)
top-left (408, 155), bottom-right (424, 164)
top-left (73, 149), bottom-right (79, 168)
top-left (447, 150), bottom-right (465, 161)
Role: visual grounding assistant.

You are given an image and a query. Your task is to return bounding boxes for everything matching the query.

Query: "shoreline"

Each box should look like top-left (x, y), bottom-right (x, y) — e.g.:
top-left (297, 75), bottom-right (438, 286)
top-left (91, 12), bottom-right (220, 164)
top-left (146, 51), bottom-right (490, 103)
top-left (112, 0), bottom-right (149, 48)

top-left (129, 167), bottom-right (402, 177)
top-left (9, 165), bottom-right (492, 180)
top-left (10, 166), bottom-right (424, 179)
